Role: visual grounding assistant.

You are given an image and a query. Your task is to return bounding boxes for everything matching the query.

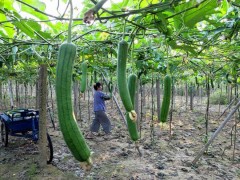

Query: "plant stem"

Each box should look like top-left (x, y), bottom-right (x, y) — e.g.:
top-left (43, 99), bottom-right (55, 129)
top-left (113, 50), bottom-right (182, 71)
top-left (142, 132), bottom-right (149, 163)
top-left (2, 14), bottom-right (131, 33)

top-left (68, 0), bottom-right (73, 43)
top-left (92, 0), bottom-right (108, 13)
top-left (122, 19), bottom-right (126, 40)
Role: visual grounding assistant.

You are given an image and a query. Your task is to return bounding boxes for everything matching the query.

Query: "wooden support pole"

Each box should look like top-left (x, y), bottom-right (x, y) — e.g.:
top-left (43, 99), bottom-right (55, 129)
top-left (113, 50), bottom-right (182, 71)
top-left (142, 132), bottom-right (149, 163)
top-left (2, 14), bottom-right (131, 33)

top-left (38, 64), bottom-right (48, 167)
top-left (192, 99), bottom-right (240, 165)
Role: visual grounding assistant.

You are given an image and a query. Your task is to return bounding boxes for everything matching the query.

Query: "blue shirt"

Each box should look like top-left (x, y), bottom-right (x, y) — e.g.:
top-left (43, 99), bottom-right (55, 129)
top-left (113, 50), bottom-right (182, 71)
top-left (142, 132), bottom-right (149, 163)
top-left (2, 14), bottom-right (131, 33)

top-left (93, 91), bottom-right (106, 112)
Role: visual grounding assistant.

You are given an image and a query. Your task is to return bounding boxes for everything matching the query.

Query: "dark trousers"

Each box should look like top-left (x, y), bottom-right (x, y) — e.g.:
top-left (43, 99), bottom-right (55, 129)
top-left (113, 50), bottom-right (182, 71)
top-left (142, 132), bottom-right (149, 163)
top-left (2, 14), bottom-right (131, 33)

top-left (90, 111), bottom-right (111, 134)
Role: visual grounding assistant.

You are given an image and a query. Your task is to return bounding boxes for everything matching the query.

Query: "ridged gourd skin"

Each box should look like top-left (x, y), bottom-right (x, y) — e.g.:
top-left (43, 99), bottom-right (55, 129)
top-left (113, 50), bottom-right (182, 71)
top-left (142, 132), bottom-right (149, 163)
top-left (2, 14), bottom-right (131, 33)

top-left (117, 40), bottom-right (133, 112)
top-left (160, 75), bottom-right (171, 123)
top-left (226, 74), bottom-right (232, 84)
top-left (56, 43), bottom-right (91, 162)
top-left (80, 61), bottom-right (87, 93)
top-left (210, 78), bottom-right (214, 89)
top-left (195, 77), bottom-right (199, 87)
top-left (126, 74), bottom-right (139, 141)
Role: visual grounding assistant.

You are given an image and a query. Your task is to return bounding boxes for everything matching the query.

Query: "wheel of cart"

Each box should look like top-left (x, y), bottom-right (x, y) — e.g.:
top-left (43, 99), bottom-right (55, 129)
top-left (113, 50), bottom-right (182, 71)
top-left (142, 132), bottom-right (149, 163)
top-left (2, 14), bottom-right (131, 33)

top-left (46, 133), bottom-right (53, 164)
top-left (0, 108), bottom-right (53, 164)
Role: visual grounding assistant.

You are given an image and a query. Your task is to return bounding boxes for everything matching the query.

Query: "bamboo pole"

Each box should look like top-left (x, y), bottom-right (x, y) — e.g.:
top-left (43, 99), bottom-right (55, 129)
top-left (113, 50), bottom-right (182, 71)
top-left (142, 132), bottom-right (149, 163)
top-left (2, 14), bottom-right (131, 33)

top-left (192, 99), bottom-right (240, 165)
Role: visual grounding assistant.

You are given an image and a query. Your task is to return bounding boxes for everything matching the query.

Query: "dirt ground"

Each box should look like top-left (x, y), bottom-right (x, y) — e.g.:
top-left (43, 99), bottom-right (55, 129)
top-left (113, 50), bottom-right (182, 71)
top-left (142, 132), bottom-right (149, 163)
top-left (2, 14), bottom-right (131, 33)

top-left (0, 96), bottom-right (239, 180)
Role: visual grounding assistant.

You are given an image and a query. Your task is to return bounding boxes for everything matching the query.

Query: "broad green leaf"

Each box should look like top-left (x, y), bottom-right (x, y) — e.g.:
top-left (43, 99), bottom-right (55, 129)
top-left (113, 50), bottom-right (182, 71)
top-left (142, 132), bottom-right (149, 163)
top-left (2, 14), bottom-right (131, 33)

top-left (26, 20), bottom-right (41, 32)
top-left (122, 0), bottom-right (129, 7)
top-left (36, 31), bottom-right (52, 40)
top-left (0, 29), bottom-right (7, 38)
top-left (138, 0), bottom-right (150, 8)
top-left (13, 20), bottom-right (35, 38)
top-left (0, 0), bottom-right (4, 9)
top-left (17, 0), bottom-right (48, 20)
top-left (0, 11), bottom-right (6, 21)
top-left (0, 14), bottom-right (15, 37)
top-left (5, 23), bottom-right (15, 38)
top-left (220, 0), bottom-right (229, 15)
top-left (155, 12), bottom-right (168, 33)
top-left (111, 0), bottom-right (129, 10)
top-left (175, 0), bottom-right (218, 28)
top-left (2, 0), bottom-right (13, 10)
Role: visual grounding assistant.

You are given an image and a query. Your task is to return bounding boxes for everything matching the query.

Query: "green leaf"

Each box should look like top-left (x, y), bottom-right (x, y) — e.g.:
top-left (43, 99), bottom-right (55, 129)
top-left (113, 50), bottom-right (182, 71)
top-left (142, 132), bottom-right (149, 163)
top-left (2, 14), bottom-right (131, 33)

top-left (0, 13), bottom-right (15, 38)
top-left (0, 12), bottom-right (6, 21)
top-left (220, 0), bottom-right (229, 14)
top-left (0, 30), bottom-right (7, 38)
top-left (2, 0), bottom-right (13, 10)
top-left (4, 22), bottom-right (15, 38)
top-left (176, 0), bottom-right (218, 28)
top-left (0, 0), bottom-right (4, 9)
top-left (13, 20), bottom-right (35, 38)
top-left (168, 40), bottom-right (197, 55)
top-left (36, 31), bottom-right (52, 40)
top-left (111, 0), bottom-right (129, 10)
top-left (235, 0), bottom-right (240, 3)
top-left (18, 0), bottom-right (48, 20)
top-left (155, 12), bottom-right (168, 33)
top-left (120, 0), bottom-right (129, 8)
top-left (26, 20), bottom-right (41, 32)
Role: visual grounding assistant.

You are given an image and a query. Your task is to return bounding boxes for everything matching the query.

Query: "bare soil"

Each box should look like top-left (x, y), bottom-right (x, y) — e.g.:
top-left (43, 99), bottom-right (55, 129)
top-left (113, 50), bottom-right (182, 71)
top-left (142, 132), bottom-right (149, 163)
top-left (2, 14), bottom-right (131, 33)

top-left (0, 97), bottom-right (239, 180)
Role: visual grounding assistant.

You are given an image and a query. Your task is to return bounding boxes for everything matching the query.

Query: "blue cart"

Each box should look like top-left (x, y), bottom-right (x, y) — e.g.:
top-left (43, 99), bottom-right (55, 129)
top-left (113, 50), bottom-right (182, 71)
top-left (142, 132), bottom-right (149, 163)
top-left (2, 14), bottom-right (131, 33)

top-left (0, 108), bottom-right (53, 164)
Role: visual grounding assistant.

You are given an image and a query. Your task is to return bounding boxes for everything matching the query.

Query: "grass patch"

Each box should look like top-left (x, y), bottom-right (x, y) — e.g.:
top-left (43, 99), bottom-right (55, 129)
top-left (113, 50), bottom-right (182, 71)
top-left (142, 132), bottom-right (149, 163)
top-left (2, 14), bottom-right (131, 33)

top-left (27, 163), bottom-right (38, 177)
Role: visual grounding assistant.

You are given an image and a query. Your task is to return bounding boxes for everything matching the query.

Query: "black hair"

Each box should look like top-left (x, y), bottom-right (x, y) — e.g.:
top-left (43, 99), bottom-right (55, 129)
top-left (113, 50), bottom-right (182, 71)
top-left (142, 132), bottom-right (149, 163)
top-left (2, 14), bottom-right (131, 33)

top-left (93, 82), bottom-right (102, 90)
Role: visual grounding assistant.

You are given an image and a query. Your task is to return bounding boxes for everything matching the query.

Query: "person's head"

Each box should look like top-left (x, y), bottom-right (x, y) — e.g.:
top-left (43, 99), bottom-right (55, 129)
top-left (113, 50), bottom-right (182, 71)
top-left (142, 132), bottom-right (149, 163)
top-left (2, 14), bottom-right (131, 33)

top-left (93, 82), bottom-right (102, 91)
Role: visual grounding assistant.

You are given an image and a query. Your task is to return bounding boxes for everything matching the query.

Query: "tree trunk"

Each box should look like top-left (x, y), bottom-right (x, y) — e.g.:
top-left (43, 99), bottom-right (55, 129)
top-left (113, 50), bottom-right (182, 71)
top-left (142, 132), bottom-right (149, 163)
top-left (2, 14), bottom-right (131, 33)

top-left (218, 84), bottom-right (222, 115)
top-left (87, 77), bottom-right (91, 122)
top-left (139, 79), bottom-right (143, 137)
top-left (150, 75), bottom-right (155, 145)
top-left (35, 79), bottom-right (40, 109)
top-left (232, 76), bottom-right (238, 160)
top-left (0, 82), bottom-right (2, 109)
top-left (24, 83), bottom-right (28, 108)
top-left (190, 84), bottom-right (194, 110)
top-left (230, 85), bottom-right (233, 102)
top-left (8, 80), bottom-right (14, 109)
top-left (227, 85), bottom-right (231, 103)
top-left (30, 85), bottom-right (33, 107)
top-left (3, 84), bottom-right (8, 109)
top-left (180, 85), bottom-right (183, 106)
top-left (205, 76), bottom-right (210, 141)
top-left (170, 77), bottom-right (174, 137)
top-left (142, 84), bottom-right (146, 107)
top-left (200, 87), bottom-right (202, 104)
top-left (135, 78), bottom-right (140, 123)
top-left (20, 84), bottom-right (23, 107)
top-left (15, 81), bottom-right (19, 107)
top-left (156, 78), bottom-right (161, 122)
top-left (185, 83), bottom-right (188, 110)
top-left (78, 88), bottom-right (82, 125)
top-left (47, 79), bottom-right (55, 129)
top-left (38, 64), bottom-right (48, 168)
top-left (173, 81), bottom-right (176, 109)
